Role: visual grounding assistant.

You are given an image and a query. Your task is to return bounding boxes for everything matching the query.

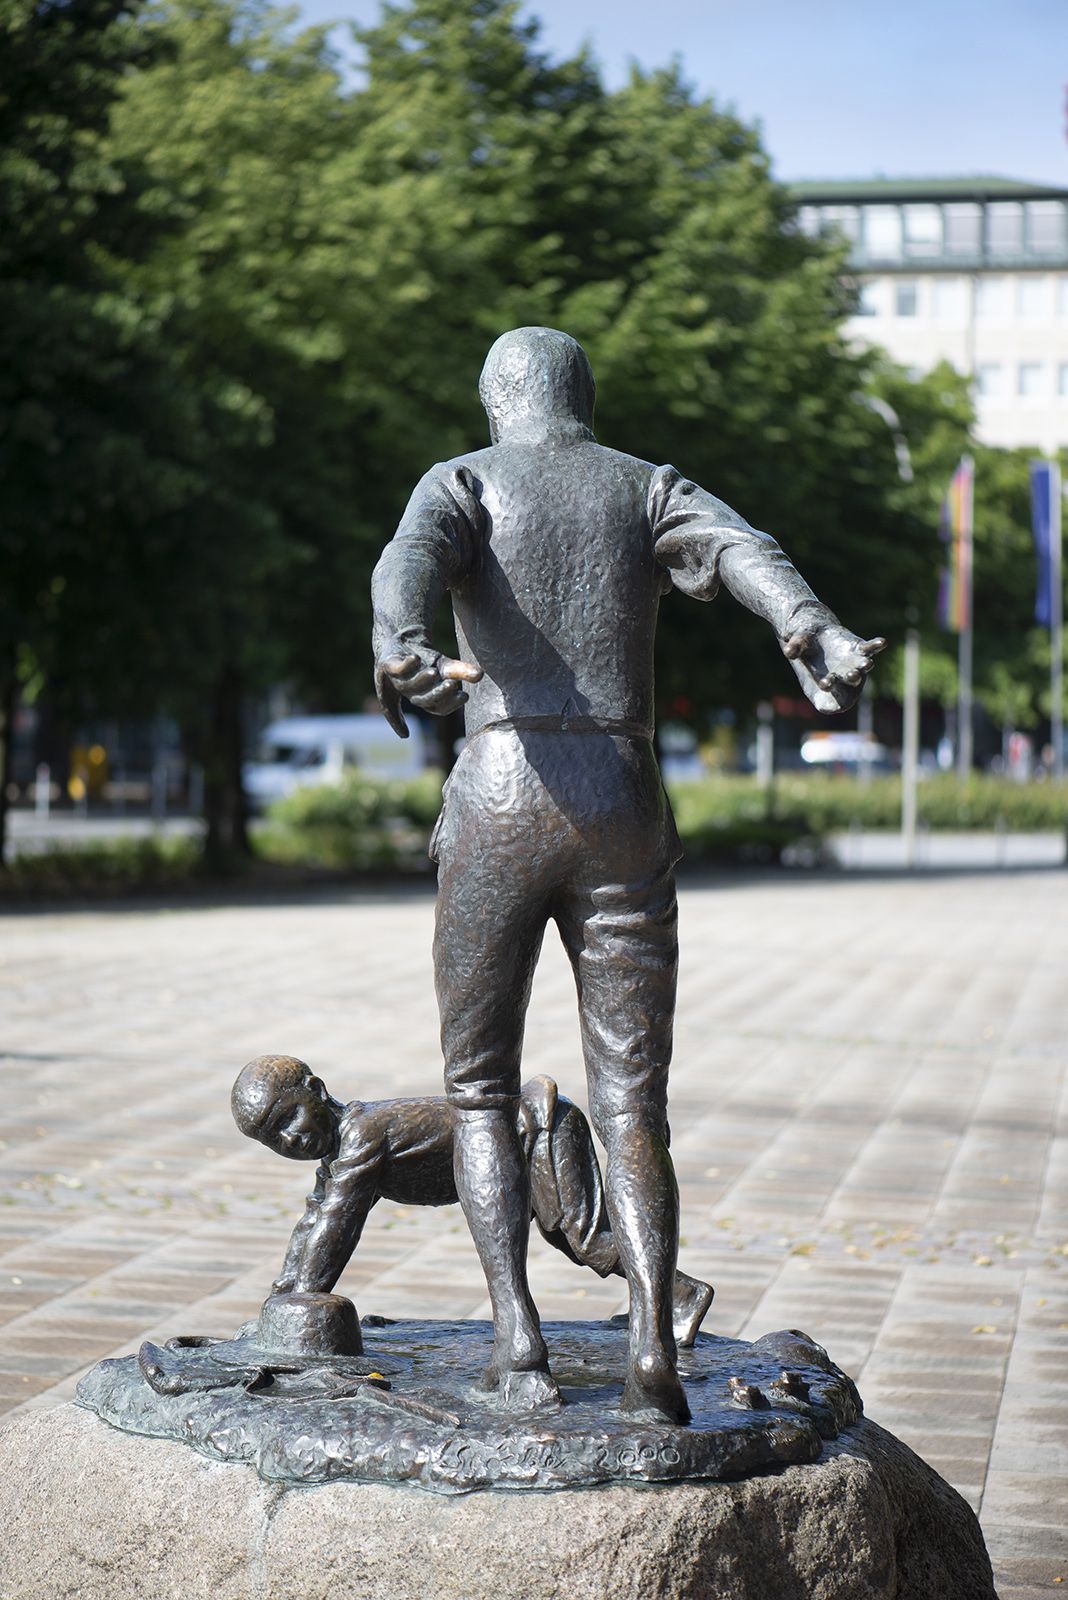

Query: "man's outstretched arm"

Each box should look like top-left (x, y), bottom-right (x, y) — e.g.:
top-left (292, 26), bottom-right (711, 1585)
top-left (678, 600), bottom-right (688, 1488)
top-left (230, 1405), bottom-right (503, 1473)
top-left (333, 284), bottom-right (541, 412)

top-left (371, 463), bottom-right (485, 735)
top-left (650, 466), bottom-right (884, 713)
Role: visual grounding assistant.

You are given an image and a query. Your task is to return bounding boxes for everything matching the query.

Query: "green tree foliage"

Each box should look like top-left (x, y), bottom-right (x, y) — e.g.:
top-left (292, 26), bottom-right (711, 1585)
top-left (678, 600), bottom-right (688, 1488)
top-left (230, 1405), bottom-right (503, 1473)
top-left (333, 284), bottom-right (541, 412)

top-left (330, 1), bottom-right (945, 717)
top-left (969, 447), bottom-right (1065, 735)
top-left (0, 0), bottom-right (200, 856)
top-left (5, 0), bottom-right (1052, 869)
top-left (109, 0), bottom-right (947, 724)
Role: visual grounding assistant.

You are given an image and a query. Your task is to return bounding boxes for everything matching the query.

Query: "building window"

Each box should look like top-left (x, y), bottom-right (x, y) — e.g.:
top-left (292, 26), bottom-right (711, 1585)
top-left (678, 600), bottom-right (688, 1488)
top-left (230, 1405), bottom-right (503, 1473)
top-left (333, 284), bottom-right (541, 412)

top-left (976, 363), bottom-right (1003, 396)
top-left (975, 276), bottom-right (1006, 318)
top-left (933, 277), bottom-right (966, 321)
top-left (1018, 363), bottom-right (1044, 396)
top-left (1017, 277), bottom-right (1047, 317)
top-left (987, 202), bottom-right (1024, 256)
top-left (1059, 363), bottom-right (1068, 397)
top-left (1058, 277), bottom-right (1068, 316)
top-left (819, 205), bottom-right (860, 242)
top-left (797, 206), bottom-right (821, 238)
top-left (903, 204), bottom-right (942, 257)
top-left (895, 280), bottom-right (919, 316)
top-left (863, 206), bottom-right (902, 261)
top-left (944, 203), bottom-right (983, 257)
top-left (856, 280), bottom-right (880, 316)
top-left (1026, 201), bottom-right (1066, 256)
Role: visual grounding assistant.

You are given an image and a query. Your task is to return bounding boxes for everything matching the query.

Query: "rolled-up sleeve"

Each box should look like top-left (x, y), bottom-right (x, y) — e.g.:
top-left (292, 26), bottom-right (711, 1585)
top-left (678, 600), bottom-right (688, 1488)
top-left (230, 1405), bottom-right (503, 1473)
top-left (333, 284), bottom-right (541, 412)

top-left (650, 465), bottom-right (837, 641)
top-left (371, 463), bottom-right (486, 658)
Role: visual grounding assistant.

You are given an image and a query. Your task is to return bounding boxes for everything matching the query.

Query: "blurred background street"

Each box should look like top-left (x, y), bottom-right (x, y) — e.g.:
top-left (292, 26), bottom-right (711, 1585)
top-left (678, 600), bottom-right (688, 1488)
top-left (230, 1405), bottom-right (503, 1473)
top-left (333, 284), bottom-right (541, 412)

top-left (0, 868), bottom-right (1064, 1596)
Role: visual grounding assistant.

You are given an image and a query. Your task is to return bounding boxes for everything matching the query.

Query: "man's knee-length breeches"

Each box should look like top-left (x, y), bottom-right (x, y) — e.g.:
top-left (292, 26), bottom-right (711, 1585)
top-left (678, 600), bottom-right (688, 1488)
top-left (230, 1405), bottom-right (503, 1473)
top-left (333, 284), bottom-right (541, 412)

top-left (432, 727), bottom-right (681, 1138)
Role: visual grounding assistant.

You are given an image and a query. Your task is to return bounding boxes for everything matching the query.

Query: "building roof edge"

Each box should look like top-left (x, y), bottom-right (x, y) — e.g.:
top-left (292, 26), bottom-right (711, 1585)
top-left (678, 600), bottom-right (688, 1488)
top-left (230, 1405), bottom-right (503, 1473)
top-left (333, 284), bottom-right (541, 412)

top-left (789, 176), bottom-right (1068, 204)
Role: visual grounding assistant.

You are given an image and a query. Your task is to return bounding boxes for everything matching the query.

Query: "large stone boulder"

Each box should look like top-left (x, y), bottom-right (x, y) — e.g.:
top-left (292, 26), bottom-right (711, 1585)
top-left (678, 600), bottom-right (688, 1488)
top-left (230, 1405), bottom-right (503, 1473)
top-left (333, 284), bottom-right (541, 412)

top-left (0, 1403), bottom-right (996, 1600)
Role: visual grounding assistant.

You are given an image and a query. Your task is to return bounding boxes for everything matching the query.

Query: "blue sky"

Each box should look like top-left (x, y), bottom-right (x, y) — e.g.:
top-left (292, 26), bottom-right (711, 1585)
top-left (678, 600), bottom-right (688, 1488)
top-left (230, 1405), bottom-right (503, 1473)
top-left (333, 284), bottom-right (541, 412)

top-left (294, 0), bottom-right (1068, 187)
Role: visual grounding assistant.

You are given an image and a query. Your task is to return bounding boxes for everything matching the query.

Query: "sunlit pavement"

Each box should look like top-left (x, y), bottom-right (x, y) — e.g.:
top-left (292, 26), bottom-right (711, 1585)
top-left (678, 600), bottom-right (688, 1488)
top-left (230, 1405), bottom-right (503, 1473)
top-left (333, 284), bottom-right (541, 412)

top-left (828, 829), bottom-right (1066, 870)
top-left (0, 866), bottom-right (1065, 1595)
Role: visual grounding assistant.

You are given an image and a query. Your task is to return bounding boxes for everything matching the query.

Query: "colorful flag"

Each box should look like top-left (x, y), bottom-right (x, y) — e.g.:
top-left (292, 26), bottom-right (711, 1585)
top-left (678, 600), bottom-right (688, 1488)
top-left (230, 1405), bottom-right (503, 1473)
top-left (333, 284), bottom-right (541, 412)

top-left (1031, 459), bottom-right (1056, 627)
top-left (937, 455), bottom-right (974, 633)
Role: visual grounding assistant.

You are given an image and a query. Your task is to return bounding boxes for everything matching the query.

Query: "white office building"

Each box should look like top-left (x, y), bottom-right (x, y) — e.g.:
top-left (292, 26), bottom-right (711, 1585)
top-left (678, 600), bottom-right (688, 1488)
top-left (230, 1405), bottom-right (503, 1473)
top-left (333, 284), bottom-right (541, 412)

top-left (793, 178), bottom-right (1068, 453)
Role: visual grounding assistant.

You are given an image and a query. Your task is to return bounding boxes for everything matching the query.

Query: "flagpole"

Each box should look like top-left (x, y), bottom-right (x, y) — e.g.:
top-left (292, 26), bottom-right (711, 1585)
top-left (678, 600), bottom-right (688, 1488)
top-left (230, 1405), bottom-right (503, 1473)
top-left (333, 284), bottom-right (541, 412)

top-left (1051, 460), bottom-right (1063, 784)
top-left (957, 454), bottom-right (975, 785)
top-left (902, 627), bottom-right (920, 866)
top-left (957, 624), bottom-right (972, 782)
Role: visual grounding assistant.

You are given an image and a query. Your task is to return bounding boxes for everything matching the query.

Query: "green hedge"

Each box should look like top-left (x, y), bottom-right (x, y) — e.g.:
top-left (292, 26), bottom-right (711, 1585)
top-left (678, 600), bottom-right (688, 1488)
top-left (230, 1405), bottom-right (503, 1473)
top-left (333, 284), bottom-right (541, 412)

top-left (668, 772), bottom-right (1068, 860)
top-left (9, 770), bottom-right (1061, 893)
top-left (257, 771), bottom-right (445, 870)
top-left (0, 835), bottom-right (200, 895)
top-left (260, 770), bottom-right (1068, 872)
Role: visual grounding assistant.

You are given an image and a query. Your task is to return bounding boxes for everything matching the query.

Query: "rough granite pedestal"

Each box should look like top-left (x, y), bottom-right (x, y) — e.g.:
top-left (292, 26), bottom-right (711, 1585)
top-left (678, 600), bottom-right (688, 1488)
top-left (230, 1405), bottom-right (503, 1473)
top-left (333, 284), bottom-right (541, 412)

top-left (0, 1402), bottom-right (996, 1600)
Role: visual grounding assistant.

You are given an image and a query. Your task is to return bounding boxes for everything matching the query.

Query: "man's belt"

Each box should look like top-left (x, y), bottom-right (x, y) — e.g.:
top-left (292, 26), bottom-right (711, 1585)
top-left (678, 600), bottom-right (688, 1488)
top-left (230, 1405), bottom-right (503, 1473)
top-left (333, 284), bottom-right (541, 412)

top-left (470, 714), bottom-right (654, 740)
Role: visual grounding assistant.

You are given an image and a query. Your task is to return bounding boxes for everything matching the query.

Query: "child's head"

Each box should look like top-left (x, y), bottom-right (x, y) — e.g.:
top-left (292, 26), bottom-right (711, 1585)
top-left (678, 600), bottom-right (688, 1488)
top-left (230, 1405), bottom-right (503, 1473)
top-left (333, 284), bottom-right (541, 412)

top-left (232, 1055), bottom-right (339, 1161)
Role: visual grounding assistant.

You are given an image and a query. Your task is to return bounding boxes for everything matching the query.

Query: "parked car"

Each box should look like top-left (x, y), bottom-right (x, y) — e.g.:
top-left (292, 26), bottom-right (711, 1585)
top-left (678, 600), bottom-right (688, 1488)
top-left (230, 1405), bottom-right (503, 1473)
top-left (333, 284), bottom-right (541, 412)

top-left (800, 730), bottom-right (888, 769)
top-left (658, 721), bottom-right (707, 782)
top-left (243, 715), bottom-right (427, 809)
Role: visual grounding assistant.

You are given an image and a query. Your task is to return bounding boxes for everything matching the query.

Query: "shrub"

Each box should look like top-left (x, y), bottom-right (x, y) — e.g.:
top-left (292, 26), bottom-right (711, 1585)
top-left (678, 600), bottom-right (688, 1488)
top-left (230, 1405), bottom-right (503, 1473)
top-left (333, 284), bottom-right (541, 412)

top-left (0, 835), bottom-right (200, 896)
top-left (257, 771), bottom-right (445, 870)
top-left (668, 771), bottom-right (1068, 861)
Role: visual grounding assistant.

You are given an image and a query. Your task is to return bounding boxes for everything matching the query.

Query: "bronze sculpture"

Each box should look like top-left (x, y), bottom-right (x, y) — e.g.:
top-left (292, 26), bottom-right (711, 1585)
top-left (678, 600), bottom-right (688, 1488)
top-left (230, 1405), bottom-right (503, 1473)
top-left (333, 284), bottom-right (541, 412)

top-left (371, 326), bottom-right (884, 1424)
top-left (231, 1054), bottom-right (714, 1346)
top-left (74, 326), bottom-right (880, 1492)
top-left (78, 1065), bottom-right (867, 1494)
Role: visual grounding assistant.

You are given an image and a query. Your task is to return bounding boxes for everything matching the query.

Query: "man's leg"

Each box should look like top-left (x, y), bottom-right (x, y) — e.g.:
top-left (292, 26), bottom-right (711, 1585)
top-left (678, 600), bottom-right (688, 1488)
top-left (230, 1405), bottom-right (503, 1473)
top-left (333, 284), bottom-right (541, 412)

top-left (450, 1107), bottom-right (558, 1405)
top-left (435, 802), bottom-right (559, 1408)
top-left (557, 866), bottom-right (689, 1423)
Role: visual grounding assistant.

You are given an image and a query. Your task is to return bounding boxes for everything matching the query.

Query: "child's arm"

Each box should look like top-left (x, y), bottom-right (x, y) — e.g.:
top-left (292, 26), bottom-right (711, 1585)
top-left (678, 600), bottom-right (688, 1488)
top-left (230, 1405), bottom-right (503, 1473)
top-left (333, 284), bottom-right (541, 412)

top-left (289, 1187), bottom-right (377, 1294)
top-left (276, 1144), bottom-right (382, 1295)
top-left (271, 1162), bottom-right (329, 1294)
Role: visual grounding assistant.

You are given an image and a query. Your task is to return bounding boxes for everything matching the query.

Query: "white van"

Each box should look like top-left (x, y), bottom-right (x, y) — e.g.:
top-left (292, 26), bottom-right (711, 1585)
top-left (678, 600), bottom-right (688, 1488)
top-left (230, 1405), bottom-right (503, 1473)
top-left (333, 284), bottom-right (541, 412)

top-left (800, 731), bottom-right (888, 768)
top-left (243, 714), bottom-right (428, 809)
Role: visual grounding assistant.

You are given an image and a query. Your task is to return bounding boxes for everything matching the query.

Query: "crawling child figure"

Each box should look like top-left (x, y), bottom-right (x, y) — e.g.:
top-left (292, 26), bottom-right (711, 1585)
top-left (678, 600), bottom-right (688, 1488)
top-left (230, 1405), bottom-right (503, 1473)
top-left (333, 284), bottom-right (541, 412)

top-left (232, 1054), bottom-right (713, 1349)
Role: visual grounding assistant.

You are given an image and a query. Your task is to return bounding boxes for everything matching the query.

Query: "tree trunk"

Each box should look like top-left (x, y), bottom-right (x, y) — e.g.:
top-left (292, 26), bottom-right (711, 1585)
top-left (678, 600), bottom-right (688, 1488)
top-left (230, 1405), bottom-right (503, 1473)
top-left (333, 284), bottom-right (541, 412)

top-left (201, 665), bottom-right (250, 871)
top-left (436, 706), bottom-right (465, 774)
top-left (0, 666), bottom-right (13, 873)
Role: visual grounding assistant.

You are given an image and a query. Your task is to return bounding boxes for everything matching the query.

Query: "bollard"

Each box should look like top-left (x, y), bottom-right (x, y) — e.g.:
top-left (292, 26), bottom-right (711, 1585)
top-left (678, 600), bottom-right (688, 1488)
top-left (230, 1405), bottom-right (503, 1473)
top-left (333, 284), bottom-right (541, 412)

top-left (151, 760), bottom-right (167, 820)
top-left (188, 762), bottom-right (204, 819)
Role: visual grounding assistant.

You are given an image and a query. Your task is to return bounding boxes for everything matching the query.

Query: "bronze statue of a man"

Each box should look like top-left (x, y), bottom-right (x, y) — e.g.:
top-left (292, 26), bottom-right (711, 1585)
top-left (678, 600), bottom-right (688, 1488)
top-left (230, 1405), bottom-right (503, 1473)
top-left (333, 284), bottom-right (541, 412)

top-left (371, 326), bottom-right (882, 1422)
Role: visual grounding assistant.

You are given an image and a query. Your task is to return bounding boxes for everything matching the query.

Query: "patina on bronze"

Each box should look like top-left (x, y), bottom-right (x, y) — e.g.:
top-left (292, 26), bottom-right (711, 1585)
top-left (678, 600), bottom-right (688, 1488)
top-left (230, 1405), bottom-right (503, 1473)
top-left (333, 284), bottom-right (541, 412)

top-left (370, 325), bottom-right (885, 1424)
top-left (77, 1317), bottom-right (863, 1493)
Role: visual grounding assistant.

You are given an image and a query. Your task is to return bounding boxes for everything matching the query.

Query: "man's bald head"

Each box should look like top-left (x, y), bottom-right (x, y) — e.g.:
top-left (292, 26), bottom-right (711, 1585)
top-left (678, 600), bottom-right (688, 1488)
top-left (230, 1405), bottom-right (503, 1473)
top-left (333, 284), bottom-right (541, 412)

top-left (232, 1054), bottom-right (313, 1137)
top-left (479, 327), bottom-right (595, 445)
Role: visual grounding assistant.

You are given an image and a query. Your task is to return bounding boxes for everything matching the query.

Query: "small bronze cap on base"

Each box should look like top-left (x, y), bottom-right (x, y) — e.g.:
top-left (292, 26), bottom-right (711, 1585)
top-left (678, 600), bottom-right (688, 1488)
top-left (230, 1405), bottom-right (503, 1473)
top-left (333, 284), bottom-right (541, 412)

top-left (258, 1292), bottom-right (364, 1358)
top-left (207, 1291), bottom-right (366, 1369)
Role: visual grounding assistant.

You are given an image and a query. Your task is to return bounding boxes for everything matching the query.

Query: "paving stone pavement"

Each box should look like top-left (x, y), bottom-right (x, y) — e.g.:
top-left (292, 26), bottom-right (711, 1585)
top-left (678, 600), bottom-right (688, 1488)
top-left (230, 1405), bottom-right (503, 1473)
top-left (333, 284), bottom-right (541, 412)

top-left (0, 866), bottom-right (1066, 1597)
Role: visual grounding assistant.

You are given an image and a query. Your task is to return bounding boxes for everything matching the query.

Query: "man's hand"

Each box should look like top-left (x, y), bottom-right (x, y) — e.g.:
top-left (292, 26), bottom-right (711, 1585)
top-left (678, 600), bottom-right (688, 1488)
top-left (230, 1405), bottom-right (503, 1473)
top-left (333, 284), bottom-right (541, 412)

top-left (782, 624), bottom-right (886, 714)
top-left (375, 640), bottom-right (483, 737)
